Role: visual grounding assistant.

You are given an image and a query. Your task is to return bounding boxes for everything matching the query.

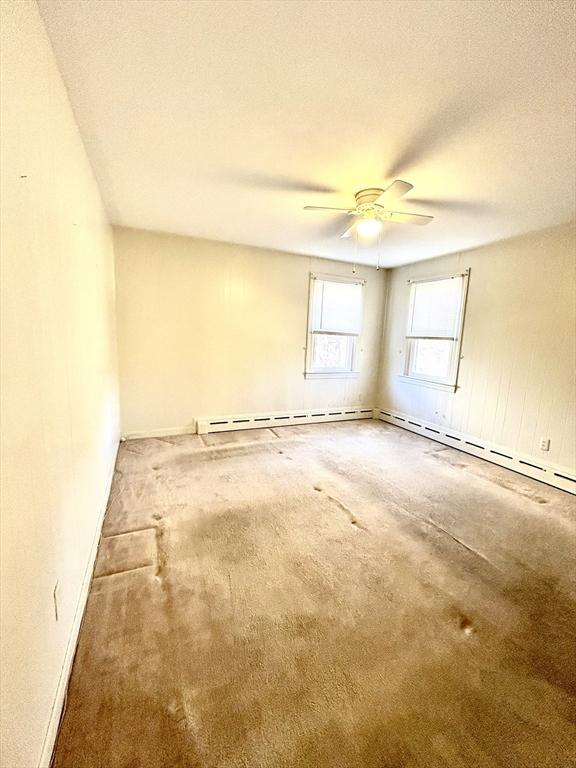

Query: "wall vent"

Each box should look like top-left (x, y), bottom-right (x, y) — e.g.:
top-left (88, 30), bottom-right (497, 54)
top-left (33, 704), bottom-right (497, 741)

top-left (197, 406), bottom-right (374, 435)
top-left (377, 408), bottom-right (575, 495)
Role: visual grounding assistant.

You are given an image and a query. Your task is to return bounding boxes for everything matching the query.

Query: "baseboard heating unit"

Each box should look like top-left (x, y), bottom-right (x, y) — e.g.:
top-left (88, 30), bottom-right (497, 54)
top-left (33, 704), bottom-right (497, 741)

top-left (377, 408), bottom-right (575, 495)
top-left (196, 406), bottom-right (374, 435)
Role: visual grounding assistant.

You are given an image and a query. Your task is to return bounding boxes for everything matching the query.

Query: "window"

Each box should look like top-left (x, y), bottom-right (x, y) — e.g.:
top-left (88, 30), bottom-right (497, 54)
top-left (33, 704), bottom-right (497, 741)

top-left (305, 274), bottom-right (364, 378)
top-left (402, 271), bottom-right (469, 391)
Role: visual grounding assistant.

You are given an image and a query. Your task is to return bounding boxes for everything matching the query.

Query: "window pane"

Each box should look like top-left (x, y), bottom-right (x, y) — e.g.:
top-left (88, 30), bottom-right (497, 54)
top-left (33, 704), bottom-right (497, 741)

top-left (409, 277), bottom-right (463, 337)
top-left (311, 334), bottom-right (354, 371)
top-left (312, 279), bottom-right (362, 333)
top-left (410, 338), bottom-right (454, 380)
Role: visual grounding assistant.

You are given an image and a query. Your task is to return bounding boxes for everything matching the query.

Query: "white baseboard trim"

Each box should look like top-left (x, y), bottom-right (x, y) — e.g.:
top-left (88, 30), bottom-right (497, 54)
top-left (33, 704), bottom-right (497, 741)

top-left (38, 440), bottom-right (119, 768)
top-left (121, 424), bottom-right (196, 441)
top-left (377, 408), bottom-right (575, 495)
top-left (197, 406), bottom-right (375, 434)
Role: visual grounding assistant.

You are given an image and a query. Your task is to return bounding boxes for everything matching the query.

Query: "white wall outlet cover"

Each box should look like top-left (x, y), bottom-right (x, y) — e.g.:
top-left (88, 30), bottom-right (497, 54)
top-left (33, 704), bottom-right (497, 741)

top-left (539, 438), bottom-right (550, 451)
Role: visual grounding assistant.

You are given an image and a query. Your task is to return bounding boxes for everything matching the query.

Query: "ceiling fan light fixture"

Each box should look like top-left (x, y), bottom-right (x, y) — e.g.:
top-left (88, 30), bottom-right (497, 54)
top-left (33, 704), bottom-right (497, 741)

top-left (304, 180), bottom-right (433, 238)
top-left (356, 216), bottom-right (382, 239)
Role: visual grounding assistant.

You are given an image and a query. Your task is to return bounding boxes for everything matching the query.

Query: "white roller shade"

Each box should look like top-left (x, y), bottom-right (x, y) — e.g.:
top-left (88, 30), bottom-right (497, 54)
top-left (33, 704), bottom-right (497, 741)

top-left (408, 276), bottom-right (464, 338)
top-left (311, 278), bottom-right (363, 334)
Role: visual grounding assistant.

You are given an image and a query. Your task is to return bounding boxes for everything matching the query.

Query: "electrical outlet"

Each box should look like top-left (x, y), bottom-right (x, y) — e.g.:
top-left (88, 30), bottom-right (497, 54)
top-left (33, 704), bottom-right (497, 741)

top-left (539, 438), bottom-right (550, 452)
top-left (53, 581), bottom-right (60, 622)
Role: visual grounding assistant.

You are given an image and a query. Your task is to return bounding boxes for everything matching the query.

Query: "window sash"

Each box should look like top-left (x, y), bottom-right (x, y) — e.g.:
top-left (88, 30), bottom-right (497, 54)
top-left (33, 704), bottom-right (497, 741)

top-left (406, 338), bottom-right (459, 384)
top-left (305, 273), bottom-right (364, 377)
top-left (309, 333), bottom-right (356, 373)
top-left (403, 271), bottom-right (469, 387)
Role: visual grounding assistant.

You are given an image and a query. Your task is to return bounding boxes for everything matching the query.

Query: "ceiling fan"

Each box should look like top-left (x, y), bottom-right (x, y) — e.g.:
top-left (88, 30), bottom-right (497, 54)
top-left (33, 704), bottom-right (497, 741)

top-left (304, 180), bottom-right (433, 238)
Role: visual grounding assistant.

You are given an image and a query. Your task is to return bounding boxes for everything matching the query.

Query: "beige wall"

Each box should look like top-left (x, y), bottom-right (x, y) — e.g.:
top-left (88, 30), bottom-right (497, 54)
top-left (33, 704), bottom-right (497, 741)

top-left (114, 227), bottom-right (385, 435)
top-left (378, 223), bottom-right (576, 473)
top-left (0, 3), bottom-right (119, 767)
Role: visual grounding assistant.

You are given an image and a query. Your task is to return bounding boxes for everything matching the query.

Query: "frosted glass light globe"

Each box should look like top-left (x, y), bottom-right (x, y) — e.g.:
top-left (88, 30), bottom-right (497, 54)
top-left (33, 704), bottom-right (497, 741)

top-left (356, 217), bottom-right (382, 238)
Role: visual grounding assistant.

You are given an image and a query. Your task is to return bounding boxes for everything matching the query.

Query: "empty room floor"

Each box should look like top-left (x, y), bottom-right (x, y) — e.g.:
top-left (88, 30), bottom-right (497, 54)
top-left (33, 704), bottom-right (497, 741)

top-left (53, 421), bottom-right (576, 768)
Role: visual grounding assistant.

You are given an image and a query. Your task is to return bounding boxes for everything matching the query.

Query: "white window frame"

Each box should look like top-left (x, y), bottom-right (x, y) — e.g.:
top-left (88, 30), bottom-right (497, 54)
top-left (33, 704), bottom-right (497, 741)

top-left (305, 272), bottom-right (365, 379)
top-left (399, 270), bottom-right (469, 393)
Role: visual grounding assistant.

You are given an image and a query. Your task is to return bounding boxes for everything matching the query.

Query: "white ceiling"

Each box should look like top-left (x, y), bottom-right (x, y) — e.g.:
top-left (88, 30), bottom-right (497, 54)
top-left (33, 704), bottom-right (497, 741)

top-left (39, 0), bottom-right (575, 267)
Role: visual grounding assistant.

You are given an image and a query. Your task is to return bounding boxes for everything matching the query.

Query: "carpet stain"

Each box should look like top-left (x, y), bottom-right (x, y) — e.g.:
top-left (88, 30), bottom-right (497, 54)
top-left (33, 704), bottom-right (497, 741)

top-left (155, 522), bottom-right (168, 581)
top-left (458, 615), bottom-right (475, 636)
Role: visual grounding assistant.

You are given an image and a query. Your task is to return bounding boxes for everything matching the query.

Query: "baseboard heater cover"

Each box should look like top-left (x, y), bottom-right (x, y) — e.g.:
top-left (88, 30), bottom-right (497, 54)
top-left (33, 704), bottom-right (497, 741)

top-left (377, 408), bottom-right (575, 495)
top-left (197, 407), bottom-right (374, 434)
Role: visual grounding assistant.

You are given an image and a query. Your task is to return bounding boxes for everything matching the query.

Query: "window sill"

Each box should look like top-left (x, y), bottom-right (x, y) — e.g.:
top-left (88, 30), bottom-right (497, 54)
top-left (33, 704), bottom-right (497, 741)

top-left (398, 375), bottom-right (457, 393)
top-left (305, 372), bottom-right (360, 380)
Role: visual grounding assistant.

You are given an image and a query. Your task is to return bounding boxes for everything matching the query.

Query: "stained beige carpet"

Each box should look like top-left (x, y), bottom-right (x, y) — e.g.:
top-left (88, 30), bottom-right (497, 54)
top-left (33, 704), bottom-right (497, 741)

top-left (53, 421), bottom-right (576, 768)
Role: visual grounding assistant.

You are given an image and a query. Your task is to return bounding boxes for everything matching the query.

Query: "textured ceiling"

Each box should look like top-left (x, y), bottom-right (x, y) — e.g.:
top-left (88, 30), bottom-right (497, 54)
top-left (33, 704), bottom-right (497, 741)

top-left (39, 0), bottom-right (575, 266)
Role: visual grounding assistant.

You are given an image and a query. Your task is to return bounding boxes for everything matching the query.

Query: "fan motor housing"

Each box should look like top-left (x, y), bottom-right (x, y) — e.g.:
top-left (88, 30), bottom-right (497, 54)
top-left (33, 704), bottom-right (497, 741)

top-left (354, 188), bottom-right (385, 207)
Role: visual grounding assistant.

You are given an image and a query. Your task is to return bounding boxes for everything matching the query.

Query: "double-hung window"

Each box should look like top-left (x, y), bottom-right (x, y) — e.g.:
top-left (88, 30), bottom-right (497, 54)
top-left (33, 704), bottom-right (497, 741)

top-left (305, 273), bottom-right (364, 378)
top-left (402, 271), bottom-right (469, 391)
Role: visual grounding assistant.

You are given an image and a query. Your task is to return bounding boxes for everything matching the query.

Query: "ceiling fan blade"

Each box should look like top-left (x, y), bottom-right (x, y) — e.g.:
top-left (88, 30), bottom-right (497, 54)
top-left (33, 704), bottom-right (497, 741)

top-left (316, 213), bottom-right (353, 238)
top-left (375, 179), bottom-right (413, 206)
top-left (304, 206), bottom-right (352, 212)
top-left (228, 172), bottom-right (338, 194)
top-left (407, 198), bottom-right (489, 214)
top-left (340, 223), bottom-right (356, 238)
top-left (384, 210), bottom-right (434, 225)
